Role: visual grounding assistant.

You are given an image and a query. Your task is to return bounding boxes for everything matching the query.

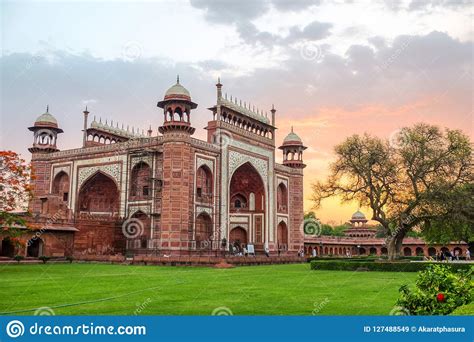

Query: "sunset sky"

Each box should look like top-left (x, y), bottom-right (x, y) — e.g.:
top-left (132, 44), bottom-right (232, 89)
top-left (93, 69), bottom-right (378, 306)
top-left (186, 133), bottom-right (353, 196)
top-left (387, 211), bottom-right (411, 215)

top-left (1, 0), bottom-right (472, 224)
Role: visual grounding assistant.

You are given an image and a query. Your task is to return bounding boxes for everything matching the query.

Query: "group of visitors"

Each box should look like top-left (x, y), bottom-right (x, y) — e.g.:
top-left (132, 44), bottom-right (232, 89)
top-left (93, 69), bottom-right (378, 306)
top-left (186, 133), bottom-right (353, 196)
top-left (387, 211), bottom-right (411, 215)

top-left (427, 249), bottom-right (471, 262)
top-left (229, 241), bottom-right (248, 257)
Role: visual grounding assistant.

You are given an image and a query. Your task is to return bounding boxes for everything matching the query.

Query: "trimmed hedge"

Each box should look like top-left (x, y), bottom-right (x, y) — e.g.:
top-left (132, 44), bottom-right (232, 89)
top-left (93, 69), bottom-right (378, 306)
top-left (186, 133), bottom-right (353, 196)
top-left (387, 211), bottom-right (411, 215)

top-left (310, 260), bottom-right (473, 272)
top-left (306, 256), bottom-right (424, 263)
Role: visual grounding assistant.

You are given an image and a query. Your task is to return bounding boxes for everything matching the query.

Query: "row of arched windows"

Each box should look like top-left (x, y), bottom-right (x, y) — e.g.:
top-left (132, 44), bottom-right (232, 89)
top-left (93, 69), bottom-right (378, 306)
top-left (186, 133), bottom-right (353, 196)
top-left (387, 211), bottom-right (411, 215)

top-left (164, 106), bottom-right (190, 123)
top-left (216, 111), bottom-right (273, 139)
top-left (284, 150), bottom-right (303, 161)
top-left (34, 131), bottom-right (56, 146)
top-left (306, 246), bottom-right (465, 257)
top-left (87, 134), bottom-right (122, 144)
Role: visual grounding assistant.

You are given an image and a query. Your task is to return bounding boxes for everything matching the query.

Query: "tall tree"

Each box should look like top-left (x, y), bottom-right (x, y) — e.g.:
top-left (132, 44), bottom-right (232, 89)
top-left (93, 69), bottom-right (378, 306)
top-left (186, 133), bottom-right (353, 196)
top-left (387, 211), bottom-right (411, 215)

top-left (311, 123), bottom-right (473, 260)
top-left (0, 151), bottom-right (32, 248)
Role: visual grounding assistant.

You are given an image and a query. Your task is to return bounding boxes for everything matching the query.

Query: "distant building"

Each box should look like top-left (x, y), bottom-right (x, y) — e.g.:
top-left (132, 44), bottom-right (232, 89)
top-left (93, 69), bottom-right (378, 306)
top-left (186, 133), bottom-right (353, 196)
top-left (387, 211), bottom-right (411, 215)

top-left (0, 78), bottom-right (307, 258)
top-left (304, 210), bottom-right (468, 257)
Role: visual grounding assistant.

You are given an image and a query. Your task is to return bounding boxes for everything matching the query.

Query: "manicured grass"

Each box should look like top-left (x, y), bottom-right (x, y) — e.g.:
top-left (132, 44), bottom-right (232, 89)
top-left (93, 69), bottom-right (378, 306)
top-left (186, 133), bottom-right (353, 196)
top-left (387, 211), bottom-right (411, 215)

top-left (0, 263), bottom-right (416, 315)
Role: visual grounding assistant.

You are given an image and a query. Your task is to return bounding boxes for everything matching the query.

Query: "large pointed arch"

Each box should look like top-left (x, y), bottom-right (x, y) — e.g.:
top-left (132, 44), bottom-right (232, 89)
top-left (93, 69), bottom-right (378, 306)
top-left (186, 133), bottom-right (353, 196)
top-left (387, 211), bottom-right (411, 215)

top-left (229, 162), bottom-right (265, 213)
top-left (77, 171), bottom-right (119, 217)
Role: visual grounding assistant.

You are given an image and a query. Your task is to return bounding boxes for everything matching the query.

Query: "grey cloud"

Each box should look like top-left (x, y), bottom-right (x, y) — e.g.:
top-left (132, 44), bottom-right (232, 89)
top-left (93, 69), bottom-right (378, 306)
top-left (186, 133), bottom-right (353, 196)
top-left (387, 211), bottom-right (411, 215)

top-left (367, 36), bottom-right (387, 50)
top-left (346, 45), bottom-right (376, 72)
top-left (383, 0), bottom-right (473, 11)
top-left (271, 0), bottom-right (321, 11)
top-left (287, 21), bottom-right (332, 41)
top-left (190, 0), bottom-right (327, 46)
top-left (408, 0), bottom-right (472, 11)
top-left (190, 0), bottom-right (269, 24)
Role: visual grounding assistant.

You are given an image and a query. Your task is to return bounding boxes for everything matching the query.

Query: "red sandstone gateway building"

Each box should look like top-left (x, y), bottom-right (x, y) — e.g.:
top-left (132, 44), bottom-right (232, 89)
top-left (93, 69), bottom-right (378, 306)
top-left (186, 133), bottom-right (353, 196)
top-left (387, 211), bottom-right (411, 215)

top-left (12, 78), bottom-right (306, 258)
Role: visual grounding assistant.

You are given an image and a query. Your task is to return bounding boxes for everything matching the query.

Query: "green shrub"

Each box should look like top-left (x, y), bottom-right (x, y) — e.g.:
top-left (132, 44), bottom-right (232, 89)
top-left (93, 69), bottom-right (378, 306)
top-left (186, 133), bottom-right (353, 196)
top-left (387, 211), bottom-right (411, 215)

top-left (396, 264), bottom-right (472, 315)
top-left (13, 255), bottom-right (24, 263)
top-left (450, 302), bottom-right (474, 315)
top-left (310, 260), bottom-right (472, 272)
top-left (39, 256), bottom-right (50, 264)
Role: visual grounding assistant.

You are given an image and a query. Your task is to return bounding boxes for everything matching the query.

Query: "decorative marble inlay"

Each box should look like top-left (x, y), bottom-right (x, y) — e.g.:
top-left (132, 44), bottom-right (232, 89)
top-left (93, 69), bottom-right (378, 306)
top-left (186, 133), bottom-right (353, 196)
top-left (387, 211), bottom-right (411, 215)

top-left (78, 163), bottom-right (121, 189)
top-left (131, 156), bottom-right (152, 169)
top-left (52, 165), bottom-right (70, 179)
top-left (229, 215), bottom-right (249, 223)
top-left (196, 156), bottom-right (214, 171)
top-left (228, 150), bottom-right (268, 185)
top-left (129, 206), bottom-right (151, 216)
top-left (230, 223), bottom-right (248, 231)
top-left (277, 178), bottom-right (288, 188)
top-left (196, 206), bottom-right (212, 216)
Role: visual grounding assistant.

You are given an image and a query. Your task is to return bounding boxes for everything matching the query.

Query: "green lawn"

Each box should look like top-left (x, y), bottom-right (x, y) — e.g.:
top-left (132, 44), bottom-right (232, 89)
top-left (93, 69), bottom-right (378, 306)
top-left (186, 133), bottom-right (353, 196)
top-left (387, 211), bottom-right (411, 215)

top-left (0, 263), bottom-right (416, 315)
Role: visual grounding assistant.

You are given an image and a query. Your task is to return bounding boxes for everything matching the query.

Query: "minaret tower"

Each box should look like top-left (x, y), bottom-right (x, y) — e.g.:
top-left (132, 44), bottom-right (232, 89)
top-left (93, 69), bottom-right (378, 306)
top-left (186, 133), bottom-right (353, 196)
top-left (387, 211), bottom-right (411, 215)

top-left (28, 106), bottom-right (63, 153)
top-left (157, 77), bottom-right (197, 255)
top-left (82, 106), bottom-right (89, 147)
top-left (278, 127), bottom-right (307, 168)
top-left (157, 76), bottom-right (197, 135)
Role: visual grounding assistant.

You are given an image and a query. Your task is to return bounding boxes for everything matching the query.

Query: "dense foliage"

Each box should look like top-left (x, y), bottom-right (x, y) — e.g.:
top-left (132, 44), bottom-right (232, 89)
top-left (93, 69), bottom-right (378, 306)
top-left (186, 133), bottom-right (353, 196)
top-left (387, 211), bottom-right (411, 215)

top-left (396, 264), bottom-right (473, 315)
top-left (0, 151), bottom-right (33, 248)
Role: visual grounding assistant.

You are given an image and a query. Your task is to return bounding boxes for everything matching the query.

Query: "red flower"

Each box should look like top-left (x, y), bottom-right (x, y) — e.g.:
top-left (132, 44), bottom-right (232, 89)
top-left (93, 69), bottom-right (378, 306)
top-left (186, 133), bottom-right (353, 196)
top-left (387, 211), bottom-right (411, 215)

top-left (436, 293), bottom-right (445, 302)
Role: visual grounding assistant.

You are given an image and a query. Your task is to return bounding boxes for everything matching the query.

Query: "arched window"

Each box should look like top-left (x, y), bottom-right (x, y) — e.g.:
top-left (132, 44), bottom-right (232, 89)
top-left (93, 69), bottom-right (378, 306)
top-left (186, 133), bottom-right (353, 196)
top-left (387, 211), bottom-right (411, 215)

top-left (52, 171), bottom-right (70, 202)
top-left (277, 183), bottom-right (288, 213)
top-left (130, 162), bottom-right (151, 200)
top-left (231, 194), bottom-right (247, 210)
top-left (174, 107), bottom-right (182, 121)
top-left (196, 165), bottom-right (212, 202)
top-left (416, 247), bottom-right (424, 256)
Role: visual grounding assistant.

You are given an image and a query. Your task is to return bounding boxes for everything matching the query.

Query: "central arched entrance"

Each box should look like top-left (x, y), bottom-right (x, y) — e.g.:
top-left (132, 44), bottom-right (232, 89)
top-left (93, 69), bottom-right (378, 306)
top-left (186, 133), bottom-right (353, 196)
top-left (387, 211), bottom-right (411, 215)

top-left (229, 162), bottom-right (265, 248)
top-left (229, 162), bottom-right (265, 213)
top-left (78, 172), bottom-right (119, 217)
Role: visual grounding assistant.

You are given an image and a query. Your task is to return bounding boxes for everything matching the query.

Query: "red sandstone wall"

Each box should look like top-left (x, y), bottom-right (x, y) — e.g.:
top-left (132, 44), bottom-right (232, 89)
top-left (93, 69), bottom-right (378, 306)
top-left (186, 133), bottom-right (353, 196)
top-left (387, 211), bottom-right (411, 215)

top-left (160, 139), bottom-right (194, 252)
top-left (73, 220), bottom-right (125, 255)
top-left (288, 174), bottom-right (304, 252)
top-left (29, 157), bottom-right (51, 214)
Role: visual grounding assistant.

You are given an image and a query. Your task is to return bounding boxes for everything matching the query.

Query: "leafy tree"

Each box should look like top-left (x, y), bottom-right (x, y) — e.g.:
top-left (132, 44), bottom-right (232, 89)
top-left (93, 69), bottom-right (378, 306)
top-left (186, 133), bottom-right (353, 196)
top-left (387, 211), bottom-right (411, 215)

top-left (0, 151), bottom-right (33, 249)
top-left (320, 224), bottom-right (334, 236)
top-left (311, 124), bottom-right (473, 260)
top-left (332, 224), bottom-right (349, 236)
